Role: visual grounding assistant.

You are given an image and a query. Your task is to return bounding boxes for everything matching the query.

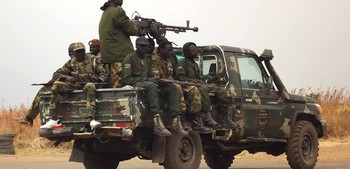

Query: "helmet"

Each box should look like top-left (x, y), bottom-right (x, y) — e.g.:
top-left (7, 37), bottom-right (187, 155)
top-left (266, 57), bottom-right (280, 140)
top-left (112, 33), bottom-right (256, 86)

top-left (73, 42), bottom-right (85, 51)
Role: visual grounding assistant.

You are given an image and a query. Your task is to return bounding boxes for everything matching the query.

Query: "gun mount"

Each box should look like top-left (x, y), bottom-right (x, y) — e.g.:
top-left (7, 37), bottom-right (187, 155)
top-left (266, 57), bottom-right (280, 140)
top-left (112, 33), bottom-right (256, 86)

top-left (132, 11), bottom-right (198, 41)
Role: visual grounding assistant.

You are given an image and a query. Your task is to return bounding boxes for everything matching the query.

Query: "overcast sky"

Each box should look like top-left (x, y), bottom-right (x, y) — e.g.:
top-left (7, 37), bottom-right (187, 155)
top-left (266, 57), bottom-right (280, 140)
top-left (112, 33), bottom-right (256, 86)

top-left (1, 0), bottom-right (349, 107)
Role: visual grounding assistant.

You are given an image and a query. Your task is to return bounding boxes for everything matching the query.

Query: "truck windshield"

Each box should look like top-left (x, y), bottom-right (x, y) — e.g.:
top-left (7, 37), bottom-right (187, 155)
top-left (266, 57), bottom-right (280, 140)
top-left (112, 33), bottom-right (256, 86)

top-left (237, 57), bottom-right (265, 89)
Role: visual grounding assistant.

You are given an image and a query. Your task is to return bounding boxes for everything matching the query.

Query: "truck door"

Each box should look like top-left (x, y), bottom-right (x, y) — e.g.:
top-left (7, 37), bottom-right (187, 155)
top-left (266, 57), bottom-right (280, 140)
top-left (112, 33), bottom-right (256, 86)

top-left (236, 56), bottom-right (284, 138)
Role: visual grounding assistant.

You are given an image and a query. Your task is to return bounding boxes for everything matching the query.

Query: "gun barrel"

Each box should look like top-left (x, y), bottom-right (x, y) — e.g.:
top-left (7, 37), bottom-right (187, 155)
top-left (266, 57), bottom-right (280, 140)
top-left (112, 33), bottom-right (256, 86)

top-left (163, 25), bottom-right (199, 32)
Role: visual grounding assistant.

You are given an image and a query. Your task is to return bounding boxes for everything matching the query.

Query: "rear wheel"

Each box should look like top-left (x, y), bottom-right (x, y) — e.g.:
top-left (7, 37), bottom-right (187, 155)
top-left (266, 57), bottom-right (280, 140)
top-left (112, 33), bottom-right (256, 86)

top-left (286, 120), bottom-right (319, 169)
top-left (203, 151), bottom-right (234, 169)
top-left (163, 131), bottom-right (202, 169)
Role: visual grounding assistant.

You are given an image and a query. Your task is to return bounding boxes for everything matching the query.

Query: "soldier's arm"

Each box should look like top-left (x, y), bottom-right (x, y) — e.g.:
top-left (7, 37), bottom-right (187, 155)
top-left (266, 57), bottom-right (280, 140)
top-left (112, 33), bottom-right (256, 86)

top-left (95, 61), bottom-right (108, 82)
top-left (176, 64), bottom-right (204, 84)
top-left (122, 54), bottom-right (146, 85)
top-left (54, 60), bottom-right (74, 81)
top-left (114, 8), bottom-right (139, 36)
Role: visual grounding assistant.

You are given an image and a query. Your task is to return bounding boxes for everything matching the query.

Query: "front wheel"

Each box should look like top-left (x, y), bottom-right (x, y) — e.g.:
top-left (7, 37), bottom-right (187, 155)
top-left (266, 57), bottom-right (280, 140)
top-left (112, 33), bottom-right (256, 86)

top-left (163, 131), bottom-right (202, 169)
top-left (286, 120), bottom-right (319, 169)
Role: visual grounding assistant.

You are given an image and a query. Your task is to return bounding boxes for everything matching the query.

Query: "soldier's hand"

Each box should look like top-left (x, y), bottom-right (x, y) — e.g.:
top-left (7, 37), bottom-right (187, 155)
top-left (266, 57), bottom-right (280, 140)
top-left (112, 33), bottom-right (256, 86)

top-left (89, 73), bottom-right (100, 82)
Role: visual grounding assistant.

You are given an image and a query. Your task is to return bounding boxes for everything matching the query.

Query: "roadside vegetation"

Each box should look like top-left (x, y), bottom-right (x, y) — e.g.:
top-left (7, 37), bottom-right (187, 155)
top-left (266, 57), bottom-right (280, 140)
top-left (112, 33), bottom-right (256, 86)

top-left (0, 87), bottom-right (349, 154)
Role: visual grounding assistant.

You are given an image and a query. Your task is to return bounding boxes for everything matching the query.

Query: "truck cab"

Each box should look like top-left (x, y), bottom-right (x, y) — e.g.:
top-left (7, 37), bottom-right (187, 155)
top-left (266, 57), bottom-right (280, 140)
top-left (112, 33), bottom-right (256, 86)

top-left (174, 45), bottom-right (327, 169)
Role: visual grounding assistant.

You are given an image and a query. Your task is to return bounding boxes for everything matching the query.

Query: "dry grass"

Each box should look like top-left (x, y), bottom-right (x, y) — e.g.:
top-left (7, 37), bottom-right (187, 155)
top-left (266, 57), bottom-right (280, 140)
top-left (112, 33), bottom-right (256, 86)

top-left (0, 105), bottom-right (72, 155)
top-left (292, 87), bottom-right (350, 138)
top-left (0, 87), bottom-right (349, 154)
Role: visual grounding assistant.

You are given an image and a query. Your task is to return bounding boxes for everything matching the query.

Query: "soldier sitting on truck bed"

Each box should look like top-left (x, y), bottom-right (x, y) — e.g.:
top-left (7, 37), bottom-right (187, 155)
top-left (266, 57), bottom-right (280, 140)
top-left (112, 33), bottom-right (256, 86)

top-left (122, 37), bottom-right (187, 136)
top-left (14, 43), bottom-right (76, 127)
top-left (176, 42), bottom-right (238, 129)
top-left (41, 42), bottom-right (108, 129)
top-left (150, 40), bottom-right (212, 133)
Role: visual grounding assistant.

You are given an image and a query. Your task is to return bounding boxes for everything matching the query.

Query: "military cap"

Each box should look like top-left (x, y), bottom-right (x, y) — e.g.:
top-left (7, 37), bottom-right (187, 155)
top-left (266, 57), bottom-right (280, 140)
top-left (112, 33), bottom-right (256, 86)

top-left (135, 37), bottom-right (149, 45)
top-left (73, 42), bottom-right (86, 51)
top-left (89, 39), bottom-right (100, 46)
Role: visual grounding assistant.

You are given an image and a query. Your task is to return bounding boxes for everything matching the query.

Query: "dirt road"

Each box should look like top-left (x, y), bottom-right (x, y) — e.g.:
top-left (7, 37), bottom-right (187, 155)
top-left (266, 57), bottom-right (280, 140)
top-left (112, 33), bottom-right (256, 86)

top-left (1, 139), bottom-right (349, 169)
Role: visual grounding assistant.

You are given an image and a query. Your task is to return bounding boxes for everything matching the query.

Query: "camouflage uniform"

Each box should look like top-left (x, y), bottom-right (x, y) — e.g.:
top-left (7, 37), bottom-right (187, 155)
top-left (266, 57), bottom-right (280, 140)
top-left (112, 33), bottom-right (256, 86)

top-left (151, 53), bottom-right (186, 112)
top-left (176, 58), bottom-right (230, 119)
top-left (151, 53), bottom-right (201, 113)
top-left (48, 43), bottom-right (108, 119)
top-left (99, 3), bottom-right (140, 88)
top-left (122, 51), bottom-right (181, 117)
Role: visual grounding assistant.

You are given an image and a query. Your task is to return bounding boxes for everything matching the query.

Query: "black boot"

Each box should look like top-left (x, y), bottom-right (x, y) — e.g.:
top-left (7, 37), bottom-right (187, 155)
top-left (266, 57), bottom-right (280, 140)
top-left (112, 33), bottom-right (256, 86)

top-left (172, 116), bottom-right (188, 136)
top-left (153, 114), bottom-right (172, 136)
top-left (192, 115), bottom-right (213, 134)
top-left (204, 112), bottom-right (221, 128)
top-left (222, 112), bottom-right (238, 129)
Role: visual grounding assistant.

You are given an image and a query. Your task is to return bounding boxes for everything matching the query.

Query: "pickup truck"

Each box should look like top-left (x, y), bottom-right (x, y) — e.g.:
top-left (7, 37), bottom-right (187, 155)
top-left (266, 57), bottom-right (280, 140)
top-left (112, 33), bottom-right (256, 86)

top-left (39, 45), bottom-right (327, 169)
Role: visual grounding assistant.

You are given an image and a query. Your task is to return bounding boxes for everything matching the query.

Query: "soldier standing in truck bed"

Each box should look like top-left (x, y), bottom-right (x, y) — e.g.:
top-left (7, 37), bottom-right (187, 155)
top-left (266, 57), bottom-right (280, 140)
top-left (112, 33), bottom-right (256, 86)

top-left (122, 37), bottom-right (187, 136)
top-left (176, 42), bottom-right (238, 129)
top-left (99, 0), bottom-right (141, 88)
top-left (40, 42), bottom-right (108, 129)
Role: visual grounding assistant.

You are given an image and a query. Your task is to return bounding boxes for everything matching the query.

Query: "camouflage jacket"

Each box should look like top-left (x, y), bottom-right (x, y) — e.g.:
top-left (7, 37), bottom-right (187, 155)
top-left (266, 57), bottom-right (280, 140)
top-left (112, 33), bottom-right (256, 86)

top-left (99, 5), bottom-right (140, 63)
top-left (122, 51), bottom-right (152, 85)
top-left (175, 58), bottom-right (204, 80)
top-left (151, 53), bottom-right (174, 79)
top-left (56, 54), bottom-right (108, 83)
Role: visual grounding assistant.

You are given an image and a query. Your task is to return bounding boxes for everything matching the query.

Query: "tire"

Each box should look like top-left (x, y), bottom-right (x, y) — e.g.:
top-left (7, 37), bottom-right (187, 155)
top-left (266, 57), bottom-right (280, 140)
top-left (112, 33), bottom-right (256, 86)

top-left (83, 152), bottom-right (120, 169)
top-left (286, 120), bottom-right (319, 169)
top-left (163, 131), bottom-right (202, 169)
top-left (203, 151), bottom-right (234, 169)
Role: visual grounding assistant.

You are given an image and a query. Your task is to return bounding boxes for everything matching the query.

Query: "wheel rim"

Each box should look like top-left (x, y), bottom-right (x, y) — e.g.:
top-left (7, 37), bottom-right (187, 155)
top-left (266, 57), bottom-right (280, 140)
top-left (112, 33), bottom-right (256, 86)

top-left (178, 137), bottom-right (194, 164)
top-left (301, 133), bottom-right (313, 160)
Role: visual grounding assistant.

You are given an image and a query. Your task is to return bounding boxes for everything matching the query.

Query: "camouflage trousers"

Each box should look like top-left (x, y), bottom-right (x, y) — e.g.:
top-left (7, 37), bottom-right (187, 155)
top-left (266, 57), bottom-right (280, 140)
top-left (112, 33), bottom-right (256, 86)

top-left (26, 85), bottom-right (51, 120)
top-left (109, 62), bottom-right (123, 88)
top-left (175, 84), bottom-right (186, 112)
top-left (48, 81), bottom-right (96, 119)
top-left (182, 85), bottom-right (202, 113)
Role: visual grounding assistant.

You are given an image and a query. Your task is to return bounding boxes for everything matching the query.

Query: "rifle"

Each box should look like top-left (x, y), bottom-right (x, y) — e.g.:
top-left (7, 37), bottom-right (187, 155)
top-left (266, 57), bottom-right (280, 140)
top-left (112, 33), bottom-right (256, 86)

top-left (132, 12), bottom-right (199, 40)
top-left (31, 83), bottom-right (53, 86)
top-left (32, 82), bottom-right (108, 87)
top-left (154, 78), bottom-right (217, 88)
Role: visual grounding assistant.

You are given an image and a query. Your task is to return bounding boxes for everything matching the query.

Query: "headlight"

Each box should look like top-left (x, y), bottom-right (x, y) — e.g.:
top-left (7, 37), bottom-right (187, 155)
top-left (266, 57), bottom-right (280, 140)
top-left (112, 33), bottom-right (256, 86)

top-left (315, 104), bottom-right (323, 114)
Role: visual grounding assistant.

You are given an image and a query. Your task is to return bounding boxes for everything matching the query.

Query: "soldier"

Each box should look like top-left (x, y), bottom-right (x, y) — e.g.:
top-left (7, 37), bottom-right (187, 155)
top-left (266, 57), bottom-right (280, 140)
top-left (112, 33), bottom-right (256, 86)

top-left (151, 40), bottom-right (212, 133)
top-left (99, 0), bottom-right (141, 88)
top-left (176, 42), bottom-right (238, 129)
top-left (122, 37), bottom-right (187, 136)
top-left (88, 39), bottom-right (101, 57)
top-left (41, 42), bottom-right (108, 129)
top-left (14, 43), bottom-right (76, 127)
